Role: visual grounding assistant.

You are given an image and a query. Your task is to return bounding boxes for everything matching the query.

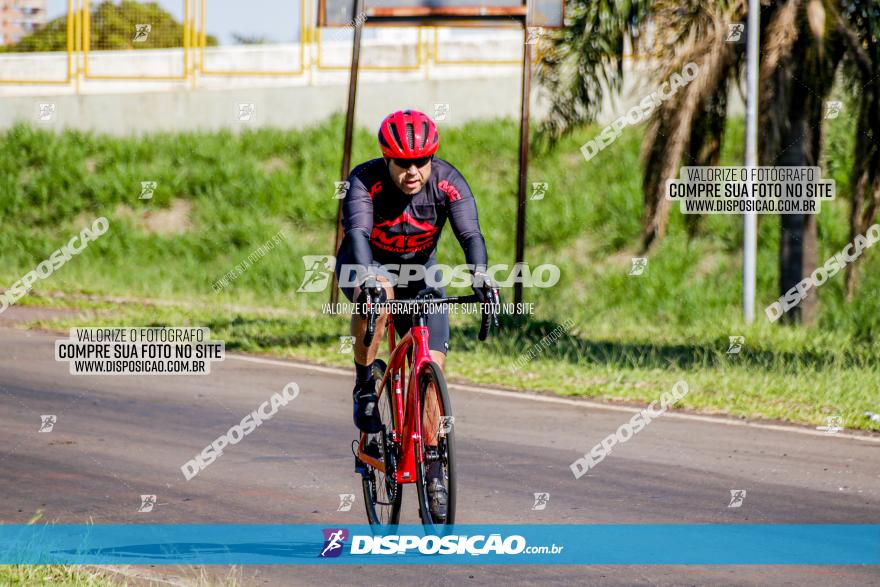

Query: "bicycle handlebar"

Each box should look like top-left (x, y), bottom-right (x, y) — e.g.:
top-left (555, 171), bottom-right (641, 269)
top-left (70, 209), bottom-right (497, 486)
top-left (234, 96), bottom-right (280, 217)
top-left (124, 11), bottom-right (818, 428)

top-left (361, 287), bottom-right (500, 347)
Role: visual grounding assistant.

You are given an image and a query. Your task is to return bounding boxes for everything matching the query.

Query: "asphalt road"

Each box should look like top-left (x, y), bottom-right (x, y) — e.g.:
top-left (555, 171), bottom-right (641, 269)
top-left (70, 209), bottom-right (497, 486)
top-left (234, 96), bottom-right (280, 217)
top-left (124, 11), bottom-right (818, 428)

top-left (1, 313), bottom-right (878, 586)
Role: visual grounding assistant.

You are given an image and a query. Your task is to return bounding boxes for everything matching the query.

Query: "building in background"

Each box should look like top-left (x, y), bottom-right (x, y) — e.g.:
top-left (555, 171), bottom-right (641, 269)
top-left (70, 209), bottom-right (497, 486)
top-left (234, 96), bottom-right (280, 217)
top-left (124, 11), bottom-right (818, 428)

top-left (0, 0), bottom-right (48, 46)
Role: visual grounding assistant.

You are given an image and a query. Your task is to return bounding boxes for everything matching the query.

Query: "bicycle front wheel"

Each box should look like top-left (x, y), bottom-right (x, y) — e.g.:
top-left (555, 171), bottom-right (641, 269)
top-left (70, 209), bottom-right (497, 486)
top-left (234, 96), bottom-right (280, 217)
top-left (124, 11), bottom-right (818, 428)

top-left (361, 359), bottom-right (402, 526)
top-left (414, 361), bottom-right (456, 528)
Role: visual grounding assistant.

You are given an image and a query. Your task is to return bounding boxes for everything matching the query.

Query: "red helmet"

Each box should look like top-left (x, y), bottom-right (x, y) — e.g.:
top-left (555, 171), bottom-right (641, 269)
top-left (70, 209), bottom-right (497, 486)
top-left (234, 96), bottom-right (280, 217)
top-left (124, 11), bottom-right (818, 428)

top-left (377, 109), bottom-right (440, 159)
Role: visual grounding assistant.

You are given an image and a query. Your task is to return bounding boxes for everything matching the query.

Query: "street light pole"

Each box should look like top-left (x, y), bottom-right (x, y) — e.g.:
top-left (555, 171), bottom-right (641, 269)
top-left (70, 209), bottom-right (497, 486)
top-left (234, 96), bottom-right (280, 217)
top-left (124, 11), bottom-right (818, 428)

top-left (743, 0), bottom-right (760, 323)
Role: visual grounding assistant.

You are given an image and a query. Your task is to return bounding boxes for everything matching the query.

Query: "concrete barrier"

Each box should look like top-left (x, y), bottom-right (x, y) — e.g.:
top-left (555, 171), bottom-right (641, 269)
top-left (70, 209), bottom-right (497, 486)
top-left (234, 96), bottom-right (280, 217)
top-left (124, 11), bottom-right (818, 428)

top-left (0, 35), bottom-right (741, 134)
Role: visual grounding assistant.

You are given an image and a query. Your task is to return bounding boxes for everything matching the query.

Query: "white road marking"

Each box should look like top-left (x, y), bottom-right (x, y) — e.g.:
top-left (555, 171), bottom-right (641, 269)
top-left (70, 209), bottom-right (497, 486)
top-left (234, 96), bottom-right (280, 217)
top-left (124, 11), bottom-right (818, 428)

top-left (226, 354), bottom-right (880, 443)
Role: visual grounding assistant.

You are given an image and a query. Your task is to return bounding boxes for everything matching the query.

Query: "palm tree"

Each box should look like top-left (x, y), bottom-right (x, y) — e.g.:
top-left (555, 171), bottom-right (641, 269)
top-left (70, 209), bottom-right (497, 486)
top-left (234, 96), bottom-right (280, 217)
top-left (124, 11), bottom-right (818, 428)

top-left (536, 0), bottom-right (880, 324)
top-left (837, 2), bottom-right (880, 297)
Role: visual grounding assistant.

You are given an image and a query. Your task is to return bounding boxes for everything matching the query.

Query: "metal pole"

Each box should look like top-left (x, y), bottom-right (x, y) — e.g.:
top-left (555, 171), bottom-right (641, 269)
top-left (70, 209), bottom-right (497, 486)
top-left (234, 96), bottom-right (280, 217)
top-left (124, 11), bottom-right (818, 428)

top-left (742, 0), bottom-right (760, 323)
top-left (513, 26), bottom-right (532, 310)
top-left (329, 0), bottom-right (365, 305)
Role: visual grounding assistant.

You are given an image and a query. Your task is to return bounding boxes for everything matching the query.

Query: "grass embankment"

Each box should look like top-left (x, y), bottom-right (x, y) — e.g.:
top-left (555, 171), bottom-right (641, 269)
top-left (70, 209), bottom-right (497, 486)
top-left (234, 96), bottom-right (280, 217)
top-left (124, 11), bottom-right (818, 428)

top-left (2, 115), bottom-right (878, 430)
top-left (0, 565), bottom-right (122, 586)
top-left (0, 563), bottom-right (240, 585)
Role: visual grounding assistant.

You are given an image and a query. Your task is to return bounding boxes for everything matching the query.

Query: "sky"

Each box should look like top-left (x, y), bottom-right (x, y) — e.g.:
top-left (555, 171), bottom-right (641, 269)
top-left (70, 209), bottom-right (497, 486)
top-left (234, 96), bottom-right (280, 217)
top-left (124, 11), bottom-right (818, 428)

top-left (41, 0), bottom-right (515, 44)
top-left (45, 0), bottom-right (305, 44)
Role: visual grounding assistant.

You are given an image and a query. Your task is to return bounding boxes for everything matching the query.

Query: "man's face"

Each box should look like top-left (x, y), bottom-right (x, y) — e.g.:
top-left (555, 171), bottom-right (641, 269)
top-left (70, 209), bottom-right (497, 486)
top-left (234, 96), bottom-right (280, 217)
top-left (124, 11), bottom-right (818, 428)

top-left (387, 156), bottom-right (432, 195)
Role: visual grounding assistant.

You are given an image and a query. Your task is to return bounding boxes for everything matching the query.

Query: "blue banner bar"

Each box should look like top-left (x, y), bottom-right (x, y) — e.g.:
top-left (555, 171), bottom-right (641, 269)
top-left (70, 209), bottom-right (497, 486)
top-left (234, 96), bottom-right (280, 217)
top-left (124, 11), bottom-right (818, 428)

top-left (1, 525), bottom-right (877, 565)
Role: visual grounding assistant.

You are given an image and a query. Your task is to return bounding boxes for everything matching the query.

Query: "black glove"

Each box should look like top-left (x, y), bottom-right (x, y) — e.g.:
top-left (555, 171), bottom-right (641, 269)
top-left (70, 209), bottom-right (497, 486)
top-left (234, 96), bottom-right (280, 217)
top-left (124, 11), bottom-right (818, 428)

top-left (471, 271), bottom-right (499, 305)
top-left (355, 276), bottom-right (387, 318)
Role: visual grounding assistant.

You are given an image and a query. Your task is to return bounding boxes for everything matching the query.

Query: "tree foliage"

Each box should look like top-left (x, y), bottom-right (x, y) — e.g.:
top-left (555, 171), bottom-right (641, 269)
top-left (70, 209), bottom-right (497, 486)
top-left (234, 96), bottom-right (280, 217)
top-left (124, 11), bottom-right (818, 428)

top-left (2, 0), bottom-right (218, 52)
top-left (536, 0), bottom-right (880, 322)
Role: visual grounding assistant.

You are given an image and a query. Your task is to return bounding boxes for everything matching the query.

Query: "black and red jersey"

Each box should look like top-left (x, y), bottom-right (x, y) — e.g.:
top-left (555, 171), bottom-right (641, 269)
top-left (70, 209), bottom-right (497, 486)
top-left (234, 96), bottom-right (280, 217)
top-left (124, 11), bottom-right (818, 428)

top-left (339, 157), bottom-right (488, 271)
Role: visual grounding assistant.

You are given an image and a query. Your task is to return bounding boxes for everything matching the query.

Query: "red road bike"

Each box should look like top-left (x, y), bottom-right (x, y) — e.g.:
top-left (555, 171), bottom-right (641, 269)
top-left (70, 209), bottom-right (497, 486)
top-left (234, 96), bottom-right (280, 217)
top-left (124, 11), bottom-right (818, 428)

top-left (353, 287), bottom-right (499, 529)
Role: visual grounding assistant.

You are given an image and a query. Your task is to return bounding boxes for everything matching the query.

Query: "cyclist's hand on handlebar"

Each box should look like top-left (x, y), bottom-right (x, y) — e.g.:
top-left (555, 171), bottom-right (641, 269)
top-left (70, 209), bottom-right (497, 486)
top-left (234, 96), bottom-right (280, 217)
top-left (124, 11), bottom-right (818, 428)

top-left (472, 271), bottom-right (500, 306)
top-left (473, 272), bottom-right (500, 341)
top-left (355, 277), bottom-right (387, 318)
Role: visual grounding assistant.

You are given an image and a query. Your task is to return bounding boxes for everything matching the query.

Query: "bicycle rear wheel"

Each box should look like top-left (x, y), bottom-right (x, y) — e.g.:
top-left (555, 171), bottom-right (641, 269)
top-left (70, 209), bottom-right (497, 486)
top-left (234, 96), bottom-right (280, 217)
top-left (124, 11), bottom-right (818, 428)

top-left (360, 359), bottom-right (402, 526)
top-left (414, 361), bottom-right (456, 529)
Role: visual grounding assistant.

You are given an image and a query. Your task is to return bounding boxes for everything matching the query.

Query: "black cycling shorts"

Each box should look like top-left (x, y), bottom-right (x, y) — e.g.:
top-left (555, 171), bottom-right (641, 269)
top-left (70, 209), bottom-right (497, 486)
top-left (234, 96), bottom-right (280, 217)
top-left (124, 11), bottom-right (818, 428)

top-left (335, 254), bottom-right (450, 355)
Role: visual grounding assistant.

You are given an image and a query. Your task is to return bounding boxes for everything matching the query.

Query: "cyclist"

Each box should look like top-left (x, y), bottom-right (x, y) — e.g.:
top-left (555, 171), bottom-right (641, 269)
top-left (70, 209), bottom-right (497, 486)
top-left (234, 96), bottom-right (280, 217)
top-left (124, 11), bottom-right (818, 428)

top-left (336, 109), bottom-right (497, 520)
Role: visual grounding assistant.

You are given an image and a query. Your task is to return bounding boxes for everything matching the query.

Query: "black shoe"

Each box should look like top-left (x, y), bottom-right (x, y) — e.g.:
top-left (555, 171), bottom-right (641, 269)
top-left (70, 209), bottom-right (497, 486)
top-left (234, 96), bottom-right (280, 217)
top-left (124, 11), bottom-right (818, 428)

top-left (424, 447), bottom-right (447, 521)
top-left (353, 381), bottom-right (383, 434)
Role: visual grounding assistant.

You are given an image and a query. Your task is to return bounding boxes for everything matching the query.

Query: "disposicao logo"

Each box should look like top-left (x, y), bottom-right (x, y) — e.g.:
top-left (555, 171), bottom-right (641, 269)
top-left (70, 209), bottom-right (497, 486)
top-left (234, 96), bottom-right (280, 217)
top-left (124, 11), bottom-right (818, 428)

top-left (319, 528), bottom-right (348, 558)
top-left (317, 529), bottom-right (562, 558)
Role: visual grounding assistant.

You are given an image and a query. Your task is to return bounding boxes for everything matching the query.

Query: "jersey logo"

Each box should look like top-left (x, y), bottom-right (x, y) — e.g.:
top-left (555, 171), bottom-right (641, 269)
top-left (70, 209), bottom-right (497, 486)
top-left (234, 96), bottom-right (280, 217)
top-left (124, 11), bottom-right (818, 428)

top-left (369, 181), bottom-right (384, 199)
top-left (370, 212), bottom-right (439, 254)
top-left (438, 179), bottom-right (462, 202)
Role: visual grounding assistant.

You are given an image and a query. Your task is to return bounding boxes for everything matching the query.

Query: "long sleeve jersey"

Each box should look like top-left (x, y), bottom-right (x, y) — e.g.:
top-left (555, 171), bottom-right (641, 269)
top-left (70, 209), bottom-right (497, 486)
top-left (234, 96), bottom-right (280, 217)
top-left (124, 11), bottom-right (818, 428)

top-left (340, 157), bottom-right (488, 272)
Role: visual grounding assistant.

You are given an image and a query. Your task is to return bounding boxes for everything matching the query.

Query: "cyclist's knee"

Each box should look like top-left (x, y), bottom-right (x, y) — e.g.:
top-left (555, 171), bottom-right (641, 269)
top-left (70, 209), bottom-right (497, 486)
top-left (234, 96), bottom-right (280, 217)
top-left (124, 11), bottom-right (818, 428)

top-left (429, 350), bottom-right (446, 370)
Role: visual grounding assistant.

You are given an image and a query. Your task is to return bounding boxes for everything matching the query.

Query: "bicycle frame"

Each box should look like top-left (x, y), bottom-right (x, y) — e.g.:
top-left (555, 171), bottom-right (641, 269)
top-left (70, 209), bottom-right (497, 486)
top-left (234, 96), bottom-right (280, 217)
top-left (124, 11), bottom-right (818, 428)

top-left (356, 313), bottom-right (433, 485)
top-left (355, 290), bottom-right (496, 489)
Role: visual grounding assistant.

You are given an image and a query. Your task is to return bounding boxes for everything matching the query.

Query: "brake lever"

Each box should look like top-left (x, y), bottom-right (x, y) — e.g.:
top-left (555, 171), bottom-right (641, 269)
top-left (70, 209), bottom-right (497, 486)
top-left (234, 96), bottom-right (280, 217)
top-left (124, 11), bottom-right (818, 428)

top-left (362, 286), bottom-right (381, 347)
top-left (477, 289), bottom-right (500, 342)
top-left (364, 310), bottom-right (376, 347)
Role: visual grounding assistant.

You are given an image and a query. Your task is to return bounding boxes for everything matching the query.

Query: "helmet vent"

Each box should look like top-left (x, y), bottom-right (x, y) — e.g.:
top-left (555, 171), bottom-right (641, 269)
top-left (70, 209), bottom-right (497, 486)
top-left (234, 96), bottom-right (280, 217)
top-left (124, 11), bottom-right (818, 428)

top-left (388, 123), bottom-right (404, 152)
top-left (405, 123), bottom-right (415, 150)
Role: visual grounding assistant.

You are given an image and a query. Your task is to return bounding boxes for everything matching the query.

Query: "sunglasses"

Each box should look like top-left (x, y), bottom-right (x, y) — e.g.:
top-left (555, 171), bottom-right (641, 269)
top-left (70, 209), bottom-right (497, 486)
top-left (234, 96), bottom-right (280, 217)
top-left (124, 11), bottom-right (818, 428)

top-left (390, 155), bottom-right (433, 169)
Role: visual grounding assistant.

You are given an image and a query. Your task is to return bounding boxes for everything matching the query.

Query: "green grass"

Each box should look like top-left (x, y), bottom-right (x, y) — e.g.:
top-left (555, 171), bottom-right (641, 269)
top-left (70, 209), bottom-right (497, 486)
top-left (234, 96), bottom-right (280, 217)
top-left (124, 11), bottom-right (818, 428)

top-left (0, 565), bottom-right (123, 586)
top-left (4, 114), bottom-right (880, 431)
top-left (0, 563), bottom-right (242, 586)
